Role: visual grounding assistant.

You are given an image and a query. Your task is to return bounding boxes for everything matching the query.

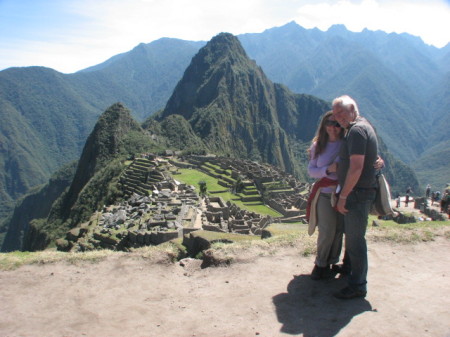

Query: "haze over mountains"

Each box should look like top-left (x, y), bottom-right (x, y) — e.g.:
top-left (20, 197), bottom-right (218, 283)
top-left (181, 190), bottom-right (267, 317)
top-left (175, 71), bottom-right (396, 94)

top-left (0, 21), bottom-right (448, 247)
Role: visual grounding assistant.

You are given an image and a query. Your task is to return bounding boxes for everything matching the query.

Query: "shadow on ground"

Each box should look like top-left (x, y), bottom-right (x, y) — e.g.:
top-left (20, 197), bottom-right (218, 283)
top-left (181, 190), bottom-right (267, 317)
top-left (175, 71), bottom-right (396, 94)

top-left (273, 274), bottom-right (374, 336)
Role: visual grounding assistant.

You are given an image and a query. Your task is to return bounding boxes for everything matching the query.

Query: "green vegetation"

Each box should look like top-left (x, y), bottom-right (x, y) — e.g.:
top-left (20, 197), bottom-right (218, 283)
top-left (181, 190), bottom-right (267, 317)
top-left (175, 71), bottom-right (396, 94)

top-left (16, 103), bottom-right (164, 251)
top-left (368, 215), bottom-right (450, 243)
top-left (413, 141), bottom-right (450, 193)
top-left (0, 249), bottom-right (114, 271)
top-left (0, 40), bottom-right (203, 240)
top-left (198, 180), bottom-right (207, 197)
top-left (175, 168), bottom-right (281, 217)
top-left (189, 230), bottom-right (261, 243)
top-left (175, 168), bottom-right (222, 191)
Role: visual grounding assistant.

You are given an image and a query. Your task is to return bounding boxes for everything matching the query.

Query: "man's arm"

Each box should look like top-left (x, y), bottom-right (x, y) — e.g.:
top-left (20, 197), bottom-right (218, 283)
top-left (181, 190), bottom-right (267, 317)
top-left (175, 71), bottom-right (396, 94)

top-left (336, 154), bottom-right (365, 214)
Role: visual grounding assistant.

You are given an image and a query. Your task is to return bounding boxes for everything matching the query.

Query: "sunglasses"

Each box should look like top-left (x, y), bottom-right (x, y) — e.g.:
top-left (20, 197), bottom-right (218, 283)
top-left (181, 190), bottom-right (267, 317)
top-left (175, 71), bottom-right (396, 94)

top-left (325, 120), bottom-right (341, 127)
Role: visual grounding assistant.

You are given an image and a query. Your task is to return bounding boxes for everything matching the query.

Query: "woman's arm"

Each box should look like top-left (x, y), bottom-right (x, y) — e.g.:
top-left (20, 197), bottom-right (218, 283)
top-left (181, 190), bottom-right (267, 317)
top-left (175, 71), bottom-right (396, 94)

top-left (308, 144), bottom-right (329, 179)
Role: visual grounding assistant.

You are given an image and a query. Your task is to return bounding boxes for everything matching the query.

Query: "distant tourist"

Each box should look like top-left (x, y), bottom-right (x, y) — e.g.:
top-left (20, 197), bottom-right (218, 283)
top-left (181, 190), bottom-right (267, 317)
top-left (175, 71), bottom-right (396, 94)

top-left (426, 184), bottom-right (431, 198)
top-left (405, 194), bottom-right (410, 207)
top-left (431, 191), bottom-right (436, 205)
top-left (332, 95), bottom-right (380, 300)
top-left (440, 190), bottom-right (450, 213)
top-left (435, 190), bottom-right (441, 201)
top-left (406, 186), bottom-right (413, 197)
top-left (396, 194), bottom-right (401, 208)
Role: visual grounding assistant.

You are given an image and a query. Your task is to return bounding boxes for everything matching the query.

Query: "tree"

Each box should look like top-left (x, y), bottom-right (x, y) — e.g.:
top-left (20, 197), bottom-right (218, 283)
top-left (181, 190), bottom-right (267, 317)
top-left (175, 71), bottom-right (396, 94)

top-left (233, 175), bottom-right (245, 194)
top-left (198, 180), bottom-right (207, 197)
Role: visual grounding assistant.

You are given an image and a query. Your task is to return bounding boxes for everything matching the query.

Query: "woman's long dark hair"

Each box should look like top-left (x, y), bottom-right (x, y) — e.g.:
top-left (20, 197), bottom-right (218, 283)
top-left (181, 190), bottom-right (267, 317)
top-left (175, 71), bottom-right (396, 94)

top-left (308, 111), bottom-right (344, 159)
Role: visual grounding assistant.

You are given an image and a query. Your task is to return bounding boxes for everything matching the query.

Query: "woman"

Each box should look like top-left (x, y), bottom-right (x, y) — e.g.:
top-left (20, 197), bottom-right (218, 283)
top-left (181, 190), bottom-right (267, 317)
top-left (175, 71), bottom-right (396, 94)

top-left (307, 111), bottom-right (344, 280)
top-left (306, 111), bottom-right (385, 280)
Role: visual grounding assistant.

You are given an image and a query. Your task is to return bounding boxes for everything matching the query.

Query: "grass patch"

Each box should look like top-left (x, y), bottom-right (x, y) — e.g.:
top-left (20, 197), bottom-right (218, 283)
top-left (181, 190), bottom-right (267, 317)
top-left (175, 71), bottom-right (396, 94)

top-left (205, 224), bottom-right (315, 261)
top-left (2, 216), bottom-right (447, 271)
top-left (176, 168), bottom-right (223, 191)
top-left (130, 239), bottom-right (187, 263)
top-left (190, 230), bottom-right (261, 243)
top-left (175, 168), bottom-right (282, 217)
top-left (0, 249), bottom-right (116, 271)
top-left (368, 215), bottom-right (450, 243)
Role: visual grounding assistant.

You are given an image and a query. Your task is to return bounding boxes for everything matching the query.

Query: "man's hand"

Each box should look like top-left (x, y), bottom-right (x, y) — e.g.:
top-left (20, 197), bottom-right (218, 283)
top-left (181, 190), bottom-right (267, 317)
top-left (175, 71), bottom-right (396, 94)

top-left (374, 156), bottom-right (384, 170)
top-left (336, 197), bottom-right (348, 214)
top-left (337, 154), bottom-right (364, 214)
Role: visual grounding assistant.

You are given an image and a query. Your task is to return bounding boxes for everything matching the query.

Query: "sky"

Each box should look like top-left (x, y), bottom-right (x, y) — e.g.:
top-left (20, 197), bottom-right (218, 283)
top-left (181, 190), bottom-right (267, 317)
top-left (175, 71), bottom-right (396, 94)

top-left (1, 0), bottom-right (449, 73)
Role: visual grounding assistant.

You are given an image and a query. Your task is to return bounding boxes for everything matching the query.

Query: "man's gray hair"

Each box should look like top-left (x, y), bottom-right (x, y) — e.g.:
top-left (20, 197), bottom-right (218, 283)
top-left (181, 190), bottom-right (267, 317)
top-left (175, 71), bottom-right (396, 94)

top-left (332, 95), bottom-right (359, 116)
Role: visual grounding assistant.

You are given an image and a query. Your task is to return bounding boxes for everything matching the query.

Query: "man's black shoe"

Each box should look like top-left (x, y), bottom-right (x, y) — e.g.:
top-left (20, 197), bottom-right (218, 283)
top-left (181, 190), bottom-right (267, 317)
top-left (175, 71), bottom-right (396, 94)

top-left (332, 264), bottom-right (350, 275)
top-left (334, 286), bottom-right (367, 299)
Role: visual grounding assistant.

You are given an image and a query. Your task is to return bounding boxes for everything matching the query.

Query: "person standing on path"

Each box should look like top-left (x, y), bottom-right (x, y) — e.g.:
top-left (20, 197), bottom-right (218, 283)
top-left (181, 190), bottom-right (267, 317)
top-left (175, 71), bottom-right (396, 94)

top-left (332, 95), bottom-right (379, 300)
top-left (306, 111), bottom-right (345, 280)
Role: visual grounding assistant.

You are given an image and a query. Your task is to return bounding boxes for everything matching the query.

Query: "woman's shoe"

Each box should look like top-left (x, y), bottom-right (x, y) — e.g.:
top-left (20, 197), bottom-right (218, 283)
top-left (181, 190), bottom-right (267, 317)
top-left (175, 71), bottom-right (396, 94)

top-left (331, 263), bottom-right (350, 275)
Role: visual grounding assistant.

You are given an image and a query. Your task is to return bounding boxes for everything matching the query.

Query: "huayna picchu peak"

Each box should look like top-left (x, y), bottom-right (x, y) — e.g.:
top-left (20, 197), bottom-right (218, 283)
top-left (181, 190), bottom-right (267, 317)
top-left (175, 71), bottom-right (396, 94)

top-left (155, 33), bottom-right (329, 175)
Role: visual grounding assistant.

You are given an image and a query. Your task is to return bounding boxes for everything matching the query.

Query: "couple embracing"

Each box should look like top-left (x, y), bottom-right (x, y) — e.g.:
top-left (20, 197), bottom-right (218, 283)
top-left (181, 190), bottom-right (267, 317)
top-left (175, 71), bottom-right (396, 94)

top-left (307, 95), bottom-right (382, 300)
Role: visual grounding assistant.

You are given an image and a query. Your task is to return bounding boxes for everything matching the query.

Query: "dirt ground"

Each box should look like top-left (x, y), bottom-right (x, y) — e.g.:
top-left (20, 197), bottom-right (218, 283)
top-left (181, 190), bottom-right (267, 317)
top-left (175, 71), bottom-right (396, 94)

top-left (1, 233), bottom-right (449, 337)
top-left (1, 199), bottom-right (449, 337)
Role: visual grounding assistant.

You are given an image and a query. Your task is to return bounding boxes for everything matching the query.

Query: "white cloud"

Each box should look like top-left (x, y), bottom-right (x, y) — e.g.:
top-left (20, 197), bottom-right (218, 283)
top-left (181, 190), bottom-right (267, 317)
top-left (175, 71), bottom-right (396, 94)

top-left (0, 0), bottom-right (448, 73)
top-left (295, 0), bottom-right (450, 47)
top-left (45, 0), bottom-right (292, 72)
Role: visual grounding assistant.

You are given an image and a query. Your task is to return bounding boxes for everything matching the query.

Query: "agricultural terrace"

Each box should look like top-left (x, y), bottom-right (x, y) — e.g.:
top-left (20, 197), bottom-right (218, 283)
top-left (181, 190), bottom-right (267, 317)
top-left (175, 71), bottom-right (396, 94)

top-left (174, 168), bottom-right (282, 217)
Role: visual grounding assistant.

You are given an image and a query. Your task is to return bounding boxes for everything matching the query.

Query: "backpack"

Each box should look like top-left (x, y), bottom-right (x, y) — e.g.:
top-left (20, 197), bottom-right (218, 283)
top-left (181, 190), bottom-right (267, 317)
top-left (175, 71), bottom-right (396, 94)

top-left (371, 172), bottom-right (394, 216)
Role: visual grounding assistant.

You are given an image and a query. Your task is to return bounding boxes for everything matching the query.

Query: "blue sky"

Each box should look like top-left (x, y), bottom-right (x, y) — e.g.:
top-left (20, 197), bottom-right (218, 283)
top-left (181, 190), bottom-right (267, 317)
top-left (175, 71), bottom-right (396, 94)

top-left (1, 0), bottom-right (449, 73)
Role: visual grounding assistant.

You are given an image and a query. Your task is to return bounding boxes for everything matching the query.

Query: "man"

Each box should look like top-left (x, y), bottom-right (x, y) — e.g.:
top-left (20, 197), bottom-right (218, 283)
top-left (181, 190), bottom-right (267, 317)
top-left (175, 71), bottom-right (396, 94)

top-left (332, 95), bottom-right (379, 299)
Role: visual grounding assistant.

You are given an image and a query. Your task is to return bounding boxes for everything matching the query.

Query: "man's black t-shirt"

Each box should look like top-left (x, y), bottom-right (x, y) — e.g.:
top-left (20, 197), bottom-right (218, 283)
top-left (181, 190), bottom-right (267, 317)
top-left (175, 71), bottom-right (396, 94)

top-left (338, 117), bottom-right (378, 189)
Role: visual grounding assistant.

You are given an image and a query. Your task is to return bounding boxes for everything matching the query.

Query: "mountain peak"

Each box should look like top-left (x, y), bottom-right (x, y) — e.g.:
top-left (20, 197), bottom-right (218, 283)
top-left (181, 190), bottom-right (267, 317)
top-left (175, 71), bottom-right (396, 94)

top-left (327, 24), bottom-right (350, 34)
top-left (209, 32), bottom-right (239, 45)
top-left (57, 103), bottom-right (142, 221)
top-left (199, 32), bottom-right (248, 62)
top-left (157, 32), bottom-right (253, 121)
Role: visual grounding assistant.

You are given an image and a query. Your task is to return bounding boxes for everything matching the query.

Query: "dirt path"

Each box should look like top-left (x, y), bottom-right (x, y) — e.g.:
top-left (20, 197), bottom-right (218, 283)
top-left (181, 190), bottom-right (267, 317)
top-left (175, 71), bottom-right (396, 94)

top-left (1, 236), bottom-right (449, 337)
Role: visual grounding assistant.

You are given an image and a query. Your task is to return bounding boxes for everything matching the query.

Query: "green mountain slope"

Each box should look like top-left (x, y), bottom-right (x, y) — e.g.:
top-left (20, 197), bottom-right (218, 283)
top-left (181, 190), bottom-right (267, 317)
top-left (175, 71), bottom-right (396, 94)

top-left (1, 162), bottom-right (76, 252)
top-left (0, 39), bottom-right (202, 230)
top-left (155, 33), bottom-right (328, 176)
top-left (0, 67), bottom-right (99, 228)
top-left (19, 103), bottom-right (160, 251)
top-left (240, 23), bottom-right (437, 164)
top-left (413, 140), bottom-right (450, 192)
top-left (70, 38), bottom-right (205, 121)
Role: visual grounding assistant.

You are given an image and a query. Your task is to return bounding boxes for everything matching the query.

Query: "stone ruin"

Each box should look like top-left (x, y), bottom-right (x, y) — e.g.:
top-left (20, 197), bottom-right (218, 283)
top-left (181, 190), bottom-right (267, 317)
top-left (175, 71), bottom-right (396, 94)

top-left (179, 155), bottom-right (310, 222)
top-left (202, 196), bottom-right (271, 235)
top-left (58, 154), bottom-right (300, 252)
top-left (413, 197), bottom-right (447, 221)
